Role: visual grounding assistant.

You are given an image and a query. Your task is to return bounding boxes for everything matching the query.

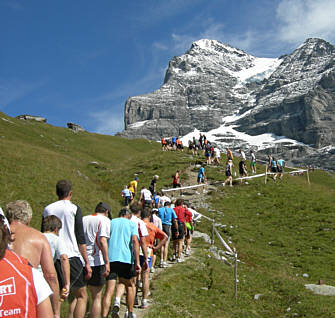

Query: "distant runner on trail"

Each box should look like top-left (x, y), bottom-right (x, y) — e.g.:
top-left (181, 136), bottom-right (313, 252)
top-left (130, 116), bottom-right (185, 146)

top-left (226, 147), bottom-right (234, 161)
top-left (128, 177), bottom-right (139, 202)
top-left (149, 175), bottom-right (159, 195)
top-left (223, 159), bottom-right (233, 187)
top-left (197, 164), bottom-right (206, 184)
top-left (172, 170), bottom-right (181, 188)
top-left (250, 150), bottom-right (257, 174)
top-left (267, 154), bottom-right (273, 173)
top-left (121, 185), bottom-right (133, 206)
top-left (277, 158), bottom-right (286, 179)
top-left (270, 157), bottom-right (278, 181)
top-left (238, 157), bottom-right (248, 184)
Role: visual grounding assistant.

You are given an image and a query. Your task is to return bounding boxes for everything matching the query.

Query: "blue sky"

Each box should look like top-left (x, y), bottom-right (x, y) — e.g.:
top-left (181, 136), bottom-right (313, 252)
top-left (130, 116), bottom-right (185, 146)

top-left (1, 0), bottom-right (335, 134)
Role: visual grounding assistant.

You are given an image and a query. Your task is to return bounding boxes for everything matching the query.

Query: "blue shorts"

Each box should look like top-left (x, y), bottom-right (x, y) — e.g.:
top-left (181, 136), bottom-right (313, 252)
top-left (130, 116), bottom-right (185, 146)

top-left (140, 255), bottom-right (153, 269)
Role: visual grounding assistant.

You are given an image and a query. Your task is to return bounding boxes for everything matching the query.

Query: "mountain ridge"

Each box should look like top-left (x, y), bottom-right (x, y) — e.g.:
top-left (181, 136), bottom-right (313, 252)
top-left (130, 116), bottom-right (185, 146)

top-left (121, 37), bottom-right (335, 169)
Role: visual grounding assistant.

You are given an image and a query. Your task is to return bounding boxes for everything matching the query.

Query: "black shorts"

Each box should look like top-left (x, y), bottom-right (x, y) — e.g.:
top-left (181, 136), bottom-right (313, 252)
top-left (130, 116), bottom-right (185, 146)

top-left (162, 224), bottom-right (171, 238)
top-left (271, 167), bottom-right (277, 173)
top-left (109, 262), bottom-right (136, 280)
top-left (55, 257), bottom-right (85, 291)
top-left (87, 265), bottom-right (105, 286)
top-left (278, 167), bottom-right (284, 173)
top-left (173, 183), bottom-right (181, 188)
top-left (172, 222), bottom-right (185, 240)
top-left (225, 170), bottom-right (231, 177)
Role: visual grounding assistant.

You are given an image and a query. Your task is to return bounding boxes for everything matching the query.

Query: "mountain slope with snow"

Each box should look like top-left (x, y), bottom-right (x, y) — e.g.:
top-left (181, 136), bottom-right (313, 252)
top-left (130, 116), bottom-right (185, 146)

top-left (120, 38), bottom-right (335, 170)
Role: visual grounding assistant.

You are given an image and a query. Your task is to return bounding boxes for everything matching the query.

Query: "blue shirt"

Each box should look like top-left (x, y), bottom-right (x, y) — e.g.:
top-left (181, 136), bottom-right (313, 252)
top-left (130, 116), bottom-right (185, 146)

top-left (108, 218), bottom-right (139, 264)
top-left (122, 189), bottom-right (132, 197)
top-left (198, 167), bottom-right (205, 178)
top-left (158, 207), bottom-right (177, 226)
top-left (277, 159), bottom-right (285, 167)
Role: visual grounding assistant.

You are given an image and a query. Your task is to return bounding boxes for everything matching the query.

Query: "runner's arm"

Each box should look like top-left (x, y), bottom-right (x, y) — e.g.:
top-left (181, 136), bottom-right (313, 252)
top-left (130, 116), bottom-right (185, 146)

top-left (132, 234), bottom-right (141, 273)
top-left (152, 233), bottom-right (168, 252)
top-left (40, 237), bottom-right (59, 317)
top-left (99, 236), bottom-right (110, 277)
top-left (74, 206), bottom-right (92, 279)
top-left (37, 297), bottom-right (53, 318)
top-left (59, 253), bottom-right (70, 298)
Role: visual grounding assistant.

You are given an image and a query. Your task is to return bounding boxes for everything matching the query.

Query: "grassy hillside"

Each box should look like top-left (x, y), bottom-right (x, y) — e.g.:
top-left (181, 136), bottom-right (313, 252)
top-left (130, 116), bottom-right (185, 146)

top-left (1, 112), bottom-right (335, 317)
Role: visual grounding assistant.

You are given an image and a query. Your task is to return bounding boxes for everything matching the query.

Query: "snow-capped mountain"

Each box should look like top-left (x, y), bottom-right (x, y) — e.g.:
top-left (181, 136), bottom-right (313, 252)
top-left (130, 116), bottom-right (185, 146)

top-left (121, 38), bottom-right (335, 170)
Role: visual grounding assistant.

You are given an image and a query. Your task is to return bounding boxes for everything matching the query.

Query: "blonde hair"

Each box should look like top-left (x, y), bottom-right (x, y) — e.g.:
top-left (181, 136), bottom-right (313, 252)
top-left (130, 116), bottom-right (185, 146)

top-left (5, 200), bottom-right (33, 225)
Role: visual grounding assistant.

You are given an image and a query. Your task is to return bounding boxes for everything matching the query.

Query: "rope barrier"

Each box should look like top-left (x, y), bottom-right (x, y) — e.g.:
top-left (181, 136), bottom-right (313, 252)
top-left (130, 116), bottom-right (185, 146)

top-left (161, 183), bottom-right (206, 193)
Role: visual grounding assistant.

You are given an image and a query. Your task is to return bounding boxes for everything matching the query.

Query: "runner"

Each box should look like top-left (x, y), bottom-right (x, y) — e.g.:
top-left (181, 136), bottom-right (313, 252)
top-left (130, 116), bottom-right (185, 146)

top-left (138, 186), bottom-right (152, 208)
top-left (226, 147), bottom-right (234, 161)
top-left (128, 177), bottom-right (139, 203)
top-left (43, 180), bottom-right (92, 318)
top-left (277, 158), bottom-right (286, 179)
top-left (238, 158), bottom-right (248, 184)
top-left (172, 199), bottom-right (187, 263)
top-left (148, 175), bottom-right (159, 195)
top-left (250, 150), bottom-right (257, 174)
top-left (149, 208), bottom-right (163, 273)
top-left (205, 144), bottom-right (211, 165)
top-left (172, 169), bottom-right (182, 194)
top-left (158, 191), bottom-right (171, 208)
top-left (6, 200), bottom-right (60, 317)
top-left (197, 164), bottom-right (206, 185)
top-left (270, 157), bottom-right (278, 181)
top-left (183, 203), bottom-right (193, 256)
top-left (140, 208), bottom-right (167, 309)
top-left (223, 159), bottom-right (233, 187)
top-left (161, 137), bottom-right (167, 151)
top-left (213, 147), bottom-right (221, 165)
top-left (158, 202), bottom-right (178, 267)
top-left (107, 208), bottom-right (140, 318)
top-left (41, 215), bottom-right (70, 302)
top-left (121, 185), bottom-right (133, 206)
top-left (0, 217), bottom-right (54, 318)
top-left (83, 202), bottom-right (111, 318)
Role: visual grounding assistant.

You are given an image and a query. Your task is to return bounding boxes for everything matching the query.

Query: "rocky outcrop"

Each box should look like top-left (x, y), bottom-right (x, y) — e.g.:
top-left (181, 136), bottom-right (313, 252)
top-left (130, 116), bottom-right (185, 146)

top-left (67, 122), bottom-right (85, 132)
top-left (17, 115), bottom-right (47, 123)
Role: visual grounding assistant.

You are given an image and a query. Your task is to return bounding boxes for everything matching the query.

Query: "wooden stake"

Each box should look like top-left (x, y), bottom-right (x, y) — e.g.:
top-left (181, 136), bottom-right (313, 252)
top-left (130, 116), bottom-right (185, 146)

top-left (234, 249), bottom-right (238, 301)
top-left (306, 168), bottom-right (310, 185)
top-left (264, 165), bottom-right (268, 184)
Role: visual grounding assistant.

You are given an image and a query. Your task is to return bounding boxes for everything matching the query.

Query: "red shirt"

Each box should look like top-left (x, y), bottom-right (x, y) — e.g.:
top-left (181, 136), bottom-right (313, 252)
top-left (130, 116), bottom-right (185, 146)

top-left (0, 249), bottom-right (37, 318)
top-left (174, 206), bottom-right (186, 223)
top-left (185, 209), bottom-right (193, 223)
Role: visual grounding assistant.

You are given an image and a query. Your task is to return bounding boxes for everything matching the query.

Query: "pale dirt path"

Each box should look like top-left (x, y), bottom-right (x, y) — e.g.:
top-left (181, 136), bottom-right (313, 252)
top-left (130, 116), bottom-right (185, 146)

top-left (114, 164), bottom-right (216, 318)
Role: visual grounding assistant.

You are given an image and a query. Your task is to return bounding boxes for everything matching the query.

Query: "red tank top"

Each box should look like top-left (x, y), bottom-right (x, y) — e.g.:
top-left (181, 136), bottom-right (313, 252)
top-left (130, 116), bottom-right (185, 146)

top-left (0, 249), bottom-right (37, 318)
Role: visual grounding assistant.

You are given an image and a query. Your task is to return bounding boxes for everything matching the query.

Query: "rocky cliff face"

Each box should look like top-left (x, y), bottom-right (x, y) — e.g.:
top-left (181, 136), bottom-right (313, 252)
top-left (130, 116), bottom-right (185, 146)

top-left (121, 38), bottom-right (335, 169)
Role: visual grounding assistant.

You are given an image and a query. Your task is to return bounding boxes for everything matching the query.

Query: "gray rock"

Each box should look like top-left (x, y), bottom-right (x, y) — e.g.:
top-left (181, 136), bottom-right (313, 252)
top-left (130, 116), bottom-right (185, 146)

top-left (17, 115), bottom-right (46, 123)
top-left (67, 122), bottom-right (85, 132)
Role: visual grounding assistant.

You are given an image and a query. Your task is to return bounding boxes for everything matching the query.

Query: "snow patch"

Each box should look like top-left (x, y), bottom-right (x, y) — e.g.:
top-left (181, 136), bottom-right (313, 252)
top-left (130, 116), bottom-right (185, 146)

top-left (127, 120), bottom-right (149, 129)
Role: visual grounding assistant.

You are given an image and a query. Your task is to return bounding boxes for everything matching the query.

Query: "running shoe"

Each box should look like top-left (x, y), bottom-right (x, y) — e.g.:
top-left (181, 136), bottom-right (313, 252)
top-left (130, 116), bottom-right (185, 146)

top-left (141, 299), bottom-right (149, 309)
top-left (150, 266), bottom-right (155, 273)
top-left (112, 301), bottom-right (120, 318)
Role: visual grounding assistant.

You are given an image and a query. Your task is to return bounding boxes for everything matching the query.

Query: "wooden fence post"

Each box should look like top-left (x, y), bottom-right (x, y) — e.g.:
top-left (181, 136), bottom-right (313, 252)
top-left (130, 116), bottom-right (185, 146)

top-left (264, 165), bottom-right (268, 184)
top-left (306, 168), bottom-right (310, 185)
top-left (211, 220), bottom-right (215, 245)
top-left (234, 249), bottom-right (238, 301)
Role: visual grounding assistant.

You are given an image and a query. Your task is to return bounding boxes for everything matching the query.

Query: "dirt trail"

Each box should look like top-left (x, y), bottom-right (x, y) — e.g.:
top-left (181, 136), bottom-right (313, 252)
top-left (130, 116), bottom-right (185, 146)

top-left (113, 164), bottom-right (213, 318)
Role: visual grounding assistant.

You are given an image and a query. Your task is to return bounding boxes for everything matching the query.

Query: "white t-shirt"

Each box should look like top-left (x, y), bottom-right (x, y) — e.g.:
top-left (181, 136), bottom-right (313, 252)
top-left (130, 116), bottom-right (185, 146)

top-left (152, 214), bottom-right (162, 230)
top-left (251, 153), bottom-right (256, 162)
top-left (214, 148), bottom-right (221, 158)
top-left (43, 200), bottom-right (84, 259)
top-left (43, 232), bottom-right (67, 261)
top-left (240, 151), bottom-right (246, 160)
top-left (141, 188), bottom-right (152, 201)
top-left (83, 214), bottom-right (110, 266)
top-left (159, 195), bottom-right (171, 207)
top-left (188, 207), bottom-right (202, 222)
top-left (32, 268), bottom-right (53, 304)
top-left (130, 215), bottom-right (148, 238)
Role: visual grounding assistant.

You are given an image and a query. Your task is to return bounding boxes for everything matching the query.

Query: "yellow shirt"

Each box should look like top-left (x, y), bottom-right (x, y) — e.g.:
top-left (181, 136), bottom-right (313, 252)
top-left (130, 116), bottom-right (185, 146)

top-left (128, 180), bottom-right (137, 193)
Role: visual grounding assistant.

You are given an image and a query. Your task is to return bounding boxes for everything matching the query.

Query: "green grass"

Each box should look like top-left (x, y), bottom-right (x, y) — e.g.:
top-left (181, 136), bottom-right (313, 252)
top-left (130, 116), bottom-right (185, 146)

top-left (2, 112), bottom-right (335, 317)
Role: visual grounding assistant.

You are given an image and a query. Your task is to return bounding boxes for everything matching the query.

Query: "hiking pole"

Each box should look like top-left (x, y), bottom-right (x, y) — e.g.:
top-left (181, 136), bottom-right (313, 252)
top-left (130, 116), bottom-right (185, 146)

top-left (211, 219), bottom-right (215, 245)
